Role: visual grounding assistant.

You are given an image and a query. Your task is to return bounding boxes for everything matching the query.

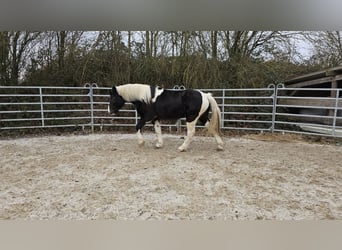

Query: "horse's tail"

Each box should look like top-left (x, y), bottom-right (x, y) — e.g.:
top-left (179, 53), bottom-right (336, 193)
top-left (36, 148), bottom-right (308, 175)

top-left (206, 93), bottom-right (222, 135)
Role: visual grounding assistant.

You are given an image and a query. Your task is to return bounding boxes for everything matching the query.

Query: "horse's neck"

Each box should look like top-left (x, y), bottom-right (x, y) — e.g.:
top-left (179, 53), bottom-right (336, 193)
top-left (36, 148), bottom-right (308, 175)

top-left (117, 84), bottom-right (152, 103)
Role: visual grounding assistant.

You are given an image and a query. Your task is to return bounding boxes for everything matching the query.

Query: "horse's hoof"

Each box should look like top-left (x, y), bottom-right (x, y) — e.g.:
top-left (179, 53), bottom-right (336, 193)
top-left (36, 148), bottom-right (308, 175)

top-left (178, 146), bottom-right (187, 152)
top-left (155, 143), bottom-right (163, 149)
top-left (138, 141), bottom-right (145, 147)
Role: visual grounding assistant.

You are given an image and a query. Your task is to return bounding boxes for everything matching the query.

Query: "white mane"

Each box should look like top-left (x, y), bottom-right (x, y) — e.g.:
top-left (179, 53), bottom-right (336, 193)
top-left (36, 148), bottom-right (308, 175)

top-left (116, 84), bottom-right (152, 103)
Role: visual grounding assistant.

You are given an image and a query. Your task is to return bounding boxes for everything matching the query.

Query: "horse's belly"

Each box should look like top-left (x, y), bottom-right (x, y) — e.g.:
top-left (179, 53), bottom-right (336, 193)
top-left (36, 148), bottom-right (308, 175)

top-left (158, 109), bottom-right (186, 120)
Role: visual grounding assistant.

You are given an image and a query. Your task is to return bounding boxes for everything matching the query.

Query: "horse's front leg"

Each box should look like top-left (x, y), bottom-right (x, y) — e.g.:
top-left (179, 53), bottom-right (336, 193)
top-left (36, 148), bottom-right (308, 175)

top-left (136, 119), bottom-right (146, 146)
top-left (153, 120), bottom-right (163, 148)
top-left (178, 120), bottom-right (197, 152)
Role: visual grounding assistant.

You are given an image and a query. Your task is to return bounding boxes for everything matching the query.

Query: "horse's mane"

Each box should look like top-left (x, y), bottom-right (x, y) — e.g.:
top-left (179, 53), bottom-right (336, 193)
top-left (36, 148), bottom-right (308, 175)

top-left (116, 84), bottom-right (153, 103)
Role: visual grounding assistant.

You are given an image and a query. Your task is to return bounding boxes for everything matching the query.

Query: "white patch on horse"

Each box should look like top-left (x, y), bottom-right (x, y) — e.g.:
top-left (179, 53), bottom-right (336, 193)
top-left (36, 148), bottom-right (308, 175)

top-left (154, 120), bottom-right (163, 148)
top-left (199, 91), bottom-right (210, 115)
top-left (178, 91), bottom-right (209, 152)
top-left (116, 84), bottom-right (152, 103)
top-left (137, 129), bottom-right (144, 146)
top-left (178, 120), bottom-right (197, 152)
top-left (204, 92), bottom-right (224, 150)
top-left (152, 87), bottom-right (164, 103)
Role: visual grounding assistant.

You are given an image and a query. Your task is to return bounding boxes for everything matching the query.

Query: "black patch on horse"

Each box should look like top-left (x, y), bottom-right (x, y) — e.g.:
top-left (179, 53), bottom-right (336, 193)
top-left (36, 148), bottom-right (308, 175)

top-left (150, 85), bottom-right (156, 101)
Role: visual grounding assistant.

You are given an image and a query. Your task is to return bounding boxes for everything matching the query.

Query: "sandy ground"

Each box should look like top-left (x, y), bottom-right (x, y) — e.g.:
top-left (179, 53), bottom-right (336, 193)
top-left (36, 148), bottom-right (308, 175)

top-left (0, 132), bottom-right (341, 220)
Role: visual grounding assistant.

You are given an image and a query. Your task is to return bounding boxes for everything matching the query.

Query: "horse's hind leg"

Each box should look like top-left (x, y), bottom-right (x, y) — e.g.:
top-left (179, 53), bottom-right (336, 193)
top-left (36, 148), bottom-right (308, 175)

top-left (199, 108), bottom-right (223, 151)
top-left (213, 131), bottom-right (224, 151)
top-left (153, 120), bottom-right (163, 148)
top-left (203, 120), bottom-right (224, 151)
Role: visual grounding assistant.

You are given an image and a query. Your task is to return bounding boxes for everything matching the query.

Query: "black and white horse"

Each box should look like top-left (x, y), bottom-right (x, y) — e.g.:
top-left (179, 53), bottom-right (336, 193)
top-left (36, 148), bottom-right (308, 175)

top-left (108, 83), bottom-right (224, 151)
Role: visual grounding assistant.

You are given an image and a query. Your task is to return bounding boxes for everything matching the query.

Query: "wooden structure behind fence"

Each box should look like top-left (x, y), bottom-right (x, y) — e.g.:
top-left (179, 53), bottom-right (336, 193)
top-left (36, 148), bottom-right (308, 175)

top-left (281, 66), bottom-right (342, 126)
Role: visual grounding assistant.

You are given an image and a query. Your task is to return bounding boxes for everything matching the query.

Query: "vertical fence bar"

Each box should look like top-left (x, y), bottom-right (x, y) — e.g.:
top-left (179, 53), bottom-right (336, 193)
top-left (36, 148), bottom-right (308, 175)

top-left (39, 87), bottom-right (45, 127)
top-left (84, 83), bottom-right (96, 133)
top-left (221, 89), bottom-right (225, 128)
top-left (268, 84), bottom-right (276, 133)
top-left (332, 89), bottom-right (340, 136)
top-left (135, 109), bottom-right (138, 127)
top-left (271, 84), bottom-right (284, 134)
top-left (90, 85), bottom-right (94, 132)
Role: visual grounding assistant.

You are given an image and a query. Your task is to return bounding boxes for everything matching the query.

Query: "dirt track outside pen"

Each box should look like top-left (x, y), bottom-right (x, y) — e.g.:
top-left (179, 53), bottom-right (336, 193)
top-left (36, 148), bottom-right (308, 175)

top-left (0, 132), bottom-right (341, 219)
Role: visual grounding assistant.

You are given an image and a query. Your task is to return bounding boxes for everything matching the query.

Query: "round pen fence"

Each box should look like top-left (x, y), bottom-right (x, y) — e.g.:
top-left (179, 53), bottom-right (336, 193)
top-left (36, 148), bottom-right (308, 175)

top-left (0, 84), bottom-right (341, 137)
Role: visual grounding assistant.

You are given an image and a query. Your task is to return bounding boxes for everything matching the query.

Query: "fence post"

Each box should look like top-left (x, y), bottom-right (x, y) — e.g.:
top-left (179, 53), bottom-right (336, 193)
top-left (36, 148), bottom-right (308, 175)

top-left (135, 109), bottom-right (138, 126)
top-left (221, 89), bottom-right (225, 128)
top-left (332, 89), bottom-right (339, 136)
top-left (90, 85), bottom-right (94, 132)
top-left (268, 83), bottom-right (283, 133)
top-left (85, 83), bottom-right (98, 132)
top-left (271, 83), bottom-right (284, 133)
top-left (268, 84), bottom-right (276, 133)
top-left (39, 87), bottom-right (45, 127)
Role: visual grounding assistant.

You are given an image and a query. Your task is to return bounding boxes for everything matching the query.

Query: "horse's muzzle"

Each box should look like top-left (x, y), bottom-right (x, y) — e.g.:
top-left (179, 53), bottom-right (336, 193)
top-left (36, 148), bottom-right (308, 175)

top-left (108, 105), bottom-right (114, 115)
top-left (108, 105), bottom-right (118, 115)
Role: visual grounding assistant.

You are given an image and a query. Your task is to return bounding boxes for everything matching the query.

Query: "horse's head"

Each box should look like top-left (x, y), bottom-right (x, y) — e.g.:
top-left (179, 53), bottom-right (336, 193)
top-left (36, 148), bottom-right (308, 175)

top-left (108, 86), bottom-right (125, 115)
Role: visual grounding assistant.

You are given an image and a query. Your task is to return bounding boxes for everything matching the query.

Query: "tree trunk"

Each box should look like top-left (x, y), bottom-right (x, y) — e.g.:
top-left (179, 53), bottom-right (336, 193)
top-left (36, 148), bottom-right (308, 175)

top-left (11, 32), bottom-right (20, 84)
top-left (0, 32), bottom-right (10, 84)
top-left (127, 31), bottom-right (132, 82)
top-left (57, 31), bottom-right (66, 69)
top-left (181, 31), bottom-right (189, 56)
top-left (153, 31), bottom-right (159, 57)
top-left (211, 31), bottom-right (218, 60)
top-left (145, 31), bottom-right (151, 57)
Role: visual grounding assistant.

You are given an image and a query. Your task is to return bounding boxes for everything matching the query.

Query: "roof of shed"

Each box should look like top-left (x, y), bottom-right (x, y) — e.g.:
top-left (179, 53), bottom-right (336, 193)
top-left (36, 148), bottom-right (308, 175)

top-left (284, 65), bottom-right (342, 87)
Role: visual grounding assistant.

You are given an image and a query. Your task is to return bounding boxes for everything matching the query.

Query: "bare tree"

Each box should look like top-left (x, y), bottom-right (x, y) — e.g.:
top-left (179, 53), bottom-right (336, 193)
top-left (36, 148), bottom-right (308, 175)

top-left (211, 31), bottom-right (218, 60)
top-left (220, 31), bottom-right (287, 60)
top-left (56, 31), bottom-right (67, 69)
top-left (145, 31), bottom-right (151, 57)
top-left (0, 32), bottom-right (10, 83)
top-left (152, 31), bottom-right (159, 57)
top-left (304, 31), bottom-right (342, 67)
top-left (3, 30), bottom-right (311, 88)
top-left (67, 31), bottom-right (84, 61)
top-left (180, 31), bottom-right (190, 56)
top-left (0, 31), bottom-right (40, 84)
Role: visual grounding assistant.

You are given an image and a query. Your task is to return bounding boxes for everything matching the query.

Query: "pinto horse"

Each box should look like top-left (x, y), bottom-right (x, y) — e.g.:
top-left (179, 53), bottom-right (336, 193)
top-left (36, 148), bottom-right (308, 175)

top-left (108, 83), bottom-right (223, 151)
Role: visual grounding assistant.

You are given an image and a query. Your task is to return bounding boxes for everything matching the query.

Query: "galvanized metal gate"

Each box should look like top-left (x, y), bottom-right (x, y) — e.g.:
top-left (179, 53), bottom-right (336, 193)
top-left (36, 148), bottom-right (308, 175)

top-left (1, 84), bottom-right (341, 137)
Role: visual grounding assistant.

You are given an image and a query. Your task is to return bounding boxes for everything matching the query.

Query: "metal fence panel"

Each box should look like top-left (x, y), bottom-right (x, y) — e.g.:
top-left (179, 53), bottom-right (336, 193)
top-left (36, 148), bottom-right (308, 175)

top-left (1, 84), bottom-right (341, 138)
